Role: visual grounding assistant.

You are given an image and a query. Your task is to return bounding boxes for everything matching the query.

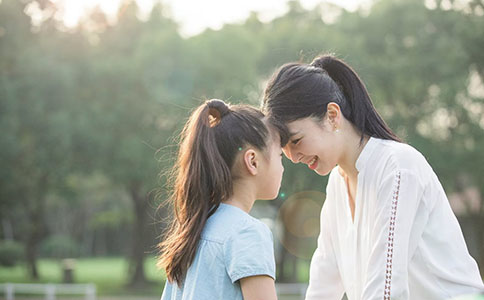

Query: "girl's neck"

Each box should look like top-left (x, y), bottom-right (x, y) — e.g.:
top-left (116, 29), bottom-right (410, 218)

top-left (223, 179), bottom-right (257, 213)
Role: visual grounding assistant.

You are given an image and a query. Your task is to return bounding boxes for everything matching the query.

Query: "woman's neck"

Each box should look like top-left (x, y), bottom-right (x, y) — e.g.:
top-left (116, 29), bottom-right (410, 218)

top-left (338, 128), bottom-right (369, 182)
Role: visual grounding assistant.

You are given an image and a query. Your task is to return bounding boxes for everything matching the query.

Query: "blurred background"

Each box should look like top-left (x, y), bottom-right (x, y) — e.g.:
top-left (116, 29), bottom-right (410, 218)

top-left (0, 0), bottom-right (483, 299)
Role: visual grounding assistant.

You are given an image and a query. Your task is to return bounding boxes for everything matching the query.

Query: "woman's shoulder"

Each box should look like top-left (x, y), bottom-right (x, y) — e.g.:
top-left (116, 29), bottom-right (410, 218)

top-left (376, 138), bottom-right (429, 171)
top-left (373, 138), bottom-right (437, 188)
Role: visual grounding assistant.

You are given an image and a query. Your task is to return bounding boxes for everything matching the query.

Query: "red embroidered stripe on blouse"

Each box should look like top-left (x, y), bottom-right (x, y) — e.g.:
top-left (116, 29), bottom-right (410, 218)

top-left (384, 171), bottom-right (401, 300)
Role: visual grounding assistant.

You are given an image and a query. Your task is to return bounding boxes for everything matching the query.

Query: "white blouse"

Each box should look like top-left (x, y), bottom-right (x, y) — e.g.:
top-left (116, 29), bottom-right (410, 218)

top-left (306, 137), bottom-right (484, 300)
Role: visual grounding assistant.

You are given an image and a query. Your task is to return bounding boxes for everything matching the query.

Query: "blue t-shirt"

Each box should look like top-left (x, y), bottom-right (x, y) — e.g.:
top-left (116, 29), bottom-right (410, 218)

top-left (160, 203), bottom-right (276, 300)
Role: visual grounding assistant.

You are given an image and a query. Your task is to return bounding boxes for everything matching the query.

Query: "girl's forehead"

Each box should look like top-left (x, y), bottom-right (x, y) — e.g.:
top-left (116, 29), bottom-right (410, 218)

top-left (267, 128), bottom-right (282, 145)
top-left (262, 118), bottom-right (281, 141)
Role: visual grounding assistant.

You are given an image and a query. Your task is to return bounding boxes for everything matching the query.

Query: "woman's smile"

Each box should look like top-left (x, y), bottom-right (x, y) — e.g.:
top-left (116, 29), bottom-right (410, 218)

top-left (307, 156), bottom-right (318, 170)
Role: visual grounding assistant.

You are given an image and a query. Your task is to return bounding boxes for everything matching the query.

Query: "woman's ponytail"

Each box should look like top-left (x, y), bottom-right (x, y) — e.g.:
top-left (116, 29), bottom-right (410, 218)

top-left (263, 54), bottom-right (400, 144)
top-left (311, 55), bottom-right (400, 142)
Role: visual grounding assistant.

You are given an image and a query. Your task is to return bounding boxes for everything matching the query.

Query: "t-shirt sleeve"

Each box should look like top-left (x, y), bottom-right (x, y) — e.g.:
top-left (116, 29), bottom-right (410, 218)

top-left (223, 219), bottom-right (276, 283)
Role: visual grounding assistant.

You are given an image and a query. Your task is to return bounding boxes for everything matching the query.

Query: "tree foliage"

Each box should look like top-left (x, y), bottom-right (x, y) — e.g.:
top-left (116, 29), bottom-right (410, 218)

top-left (1, 0), bottom-right (483, 283)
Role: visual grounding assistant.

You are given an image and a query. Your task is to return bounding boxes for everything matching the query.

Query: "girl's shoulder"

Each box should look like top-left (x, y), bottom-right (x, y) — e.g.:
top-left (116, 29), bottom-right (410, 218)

top-left (202, 204), bottom-right (271, 244)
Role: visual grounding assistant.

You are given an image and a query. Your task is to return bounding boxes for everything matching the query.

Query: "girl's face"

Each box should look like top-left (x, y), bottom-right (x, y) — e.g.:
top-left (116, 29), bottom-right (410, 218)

top-left (258, 136), bottom-right (284, 200)
top-left (282, 117), bottom-right (342, 176)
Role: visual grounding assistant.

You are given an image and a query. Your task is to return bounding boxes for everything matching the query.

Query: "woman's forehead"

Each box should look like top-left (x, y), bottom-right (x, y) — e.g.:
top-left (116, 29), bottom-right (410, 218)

top-left (286, 118), bottom-right (319, 135)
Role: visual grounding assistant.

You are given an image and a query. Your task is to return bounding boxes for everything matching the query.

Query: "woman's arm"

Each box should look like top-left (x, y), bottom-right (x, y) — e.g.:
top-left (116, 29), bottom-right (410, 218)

top-left (305, 200), bottom-right (345, 299)
top-left (362, 169), bottom-right (427, 300)
top-left (240, 275), bottom-right (277, 300)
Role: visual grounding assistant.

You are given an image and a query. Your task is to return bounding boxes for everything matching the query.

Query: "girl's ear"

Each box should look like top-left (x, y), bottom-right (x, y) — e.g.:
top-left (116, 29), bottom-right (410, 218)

top-left (326, 102), bottom-right (342, 130)
top-left (243, 149), bottom-right (258, 176)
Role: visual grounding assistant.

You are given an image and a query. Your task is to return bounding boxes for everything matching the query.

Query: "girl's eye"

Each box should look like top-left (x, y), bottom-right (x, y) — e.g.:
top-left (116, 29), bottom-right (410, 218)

top-left (291, 138), bottom-right (301, 145)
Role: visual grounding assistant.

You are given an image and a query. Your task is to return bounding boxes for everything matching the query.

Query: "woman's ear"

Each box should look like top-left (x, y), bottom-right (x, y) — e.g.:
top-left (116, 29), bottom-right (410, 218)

top-left (243, 149), bottom-right (259, 176)
top-left (326, 102), bottom-right (342, 131)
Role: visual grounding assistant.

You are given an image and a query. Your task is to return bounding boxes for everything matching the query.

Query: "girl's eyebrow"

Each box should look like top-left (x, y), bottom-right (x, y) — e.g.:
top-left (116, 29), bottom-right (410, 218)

top-left (289, 131), bottom-right (300, 137)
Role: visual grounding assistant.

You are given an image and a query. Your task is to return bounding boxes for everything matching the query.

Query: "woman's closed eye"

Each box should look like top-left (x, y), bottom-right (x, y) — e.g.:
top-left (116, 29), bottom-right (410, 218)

top-left (291, 138), bottom-right (301, 145)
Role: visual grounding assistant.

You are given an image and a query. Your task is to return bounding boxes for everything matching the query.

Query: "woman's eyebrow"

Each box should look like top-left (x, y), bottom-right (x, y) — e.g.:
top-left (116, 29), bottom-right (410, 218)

top-left (289, 131), bottom-right (300, 137)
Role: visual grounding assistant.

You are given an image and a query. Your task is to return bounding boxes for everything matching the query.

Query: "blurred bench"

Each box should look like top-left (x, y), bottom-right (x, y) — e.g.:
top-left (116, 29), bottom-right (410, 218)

top-left (276, 283), bottom-right (308, 299)
top-left (0, 283), bottom-right (96, 300)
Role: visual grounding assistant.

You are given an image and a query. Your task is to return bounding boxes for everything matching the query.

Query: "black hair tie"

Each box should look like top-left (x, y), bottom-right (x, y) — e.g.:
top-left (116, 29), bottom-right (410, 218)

top-left (310, 55), bottom-right (333, 70)
top-left (206, 99), bottom-right (230, 127)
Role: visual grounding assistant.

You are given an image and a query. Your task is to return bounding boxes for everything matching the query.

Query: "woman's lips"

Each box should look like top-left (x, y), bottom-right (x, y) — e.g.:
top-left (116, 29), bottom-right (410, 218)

top-left (308, 156), bottom-right (318, 170)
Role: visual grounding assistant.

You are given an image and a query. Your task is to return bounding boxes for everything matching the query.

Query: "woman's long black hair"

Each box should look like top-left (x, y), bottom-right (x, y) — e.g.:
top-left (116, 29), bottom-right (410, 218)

top-left (262, 54), bottom-right (400, 145)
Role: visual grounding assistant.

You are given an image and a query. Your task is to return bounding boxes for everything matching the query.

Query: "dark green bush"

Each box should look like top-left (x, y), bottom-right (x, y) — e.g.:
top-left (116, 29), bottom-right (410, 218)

top-left (0, 240), bottom-right (24, 267)
top-left (40, 235), bottom-right (80, 258)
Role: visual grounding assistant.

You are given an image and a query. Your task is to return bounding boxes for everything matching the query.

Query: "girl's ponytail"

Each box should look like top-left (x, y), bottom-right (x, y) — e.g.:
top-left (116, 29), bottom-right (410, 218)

top-left (311, 55), bottom-right (400, 142)
top-left (158, 100), bottom-right (232, 286)
top-left (158, 99), bottom-right (270, 286)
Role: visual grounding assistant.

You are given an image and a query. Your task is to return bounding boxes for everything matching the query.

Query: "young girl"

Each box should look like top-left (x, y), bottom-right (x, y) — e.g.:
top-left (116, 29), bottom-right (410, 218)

top-left (158, 99), bottom-right (283, 300)
top-left (262, 55), bottom-right (484, 299)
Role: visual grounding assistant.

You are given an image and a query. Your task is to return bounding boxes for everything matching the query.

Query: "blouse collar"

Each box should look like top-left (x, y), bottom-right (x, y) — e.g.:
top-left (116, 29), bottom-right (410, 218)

top-left (355, 136), bottom-right (378, 172)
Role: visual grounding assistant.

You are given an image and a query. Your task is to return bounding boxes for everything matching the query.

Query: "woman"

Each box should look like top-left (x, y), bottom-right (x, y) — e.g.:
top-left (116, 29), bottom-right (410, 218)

top-left (262, 54), bottom-right (484, 300)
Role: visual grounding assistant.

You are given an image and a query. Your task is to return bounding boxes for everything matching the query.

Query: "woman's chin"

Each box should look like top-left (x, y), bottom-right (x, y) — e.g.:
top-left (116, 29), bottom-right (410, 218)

top-left (314, 165), bottom-right (332, 176)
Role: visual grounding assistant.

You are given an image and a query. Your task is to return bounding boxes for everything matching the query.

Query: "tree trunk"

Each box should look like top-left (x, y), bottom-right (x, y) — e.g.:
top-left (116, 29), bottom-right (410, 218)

top-left (26, 239), bottom-right (39, 279)
top-left (128, 182), bottom-right (149, 286)
top-left (25, 176), bottom-right (48, 280)
top-left (277, 226), bottom-right (299, 282)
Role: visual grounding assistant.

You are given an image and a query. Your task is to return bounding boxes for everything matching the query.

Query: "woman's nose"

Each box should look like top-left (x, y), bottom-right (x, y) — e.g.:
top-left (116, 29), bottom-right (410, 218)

top-left (283, 146), bottom-right (299, 163)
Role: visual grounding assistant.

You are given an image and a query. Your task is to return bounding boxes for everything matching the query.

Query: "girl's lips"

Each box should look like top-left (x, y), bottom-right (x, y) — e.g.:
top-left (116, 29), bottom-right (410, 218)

top-left (308, 156), bottom-right (318, 170)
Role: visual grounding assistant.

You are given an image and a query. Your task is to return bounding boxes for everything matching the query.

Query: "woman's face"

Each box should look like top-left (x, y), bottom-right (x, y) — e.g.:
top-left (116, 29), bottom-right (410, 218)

top-left (282, 117), bottom-right (342, 176)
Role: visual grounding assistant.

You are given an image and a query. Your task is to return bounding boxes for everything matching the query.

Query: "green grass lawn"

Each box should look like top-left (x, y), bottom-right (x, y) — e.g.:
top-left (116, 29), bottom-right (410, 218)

top-left (0, 256), bottom-right (165, 295)
top-left (0, 257), bottom-right (308, 299)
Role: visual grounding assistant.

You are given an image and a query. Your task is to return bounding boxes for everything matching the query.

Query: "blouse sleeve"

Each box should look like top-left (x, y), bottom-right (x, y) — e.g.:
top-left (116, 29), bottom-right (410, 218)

top-left (305, 200), bottom-right (345, 300)
top-left (361, 169), bottom-right (427, 300)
